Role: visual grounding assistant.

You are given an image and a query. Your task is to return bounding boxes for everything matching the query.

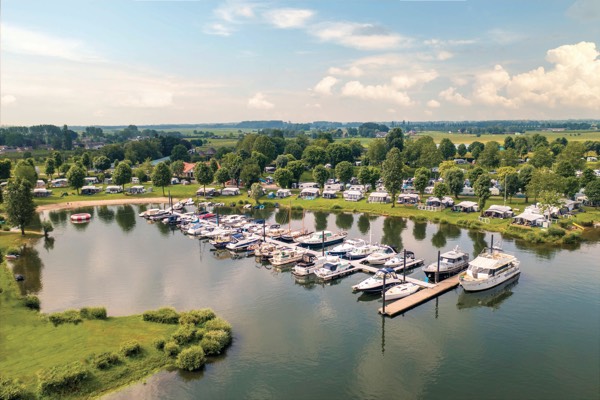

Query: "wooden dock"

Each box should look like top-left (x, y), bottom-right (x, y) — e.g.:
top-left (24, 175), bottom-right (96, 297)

top-left (378, 275), bottom-right (461, 317)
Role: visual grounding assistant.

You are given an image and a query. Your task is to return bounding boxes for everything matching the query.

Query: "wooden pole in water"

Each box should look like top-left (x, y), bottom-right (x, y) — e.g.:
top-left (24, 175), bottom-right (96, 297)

top-left (322, 230), bottom-right (325, 256)
top-left (435, 250), bottom-right (440, 284)
top-left (490, 234), bottom-right (494, 253)
top-left (263, 220), bottom-right (266, 241)
top-left (403, 249), bottom-right (407, 282)
top-left (382, 273), bottom-right (387, 313)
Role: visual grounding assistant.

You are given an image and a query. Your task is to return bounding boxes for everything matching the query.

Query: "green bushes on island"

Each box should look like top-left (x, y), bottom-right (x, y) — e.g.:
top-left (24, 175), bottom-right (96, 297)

top-left (37, 362), bottom-right (90, 397)
top-left (48, 309), bottom-right (83, 326)
top-left (176, 346), bottom-right (206, 371)
top-left (80, 306), bottom-right (107, 320)
top-left (142, 307), bottom-right (180, 324)
top-left (171, 325), bottom-right (198, 346)
top-left (0, 376), bottom-right (27, 400)
top-left (179, 308), bottom-right (215, 325)
top-left (119, 341), bottom-right (142, 358)
top-left (164, 341), bottom-right (180, 357)
top-left (23, 294), bottom-right (40, 310)
top-left (93, 352), bottom-right (122, 370)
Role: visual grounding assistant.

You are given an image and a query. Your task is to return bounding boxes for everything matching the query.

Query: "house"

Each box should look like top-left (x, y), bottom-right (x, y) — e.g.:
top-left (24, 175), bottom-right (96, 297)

top-left (299, 187), bottom-right (320, 199)
top-left (343, 190), bottom-right (364, 202)
top-left (484, 205), bottom-right (514, 219)
top-left (81, 186), bottom-right (102, 195)
top-left (561, 200), bottom-right (583, 213)
top-left (397, 193), bottom-right (420, 204)
top-left (196, 187), bottom-right (216, 197)
top-left (205, 147), bottom-right (217, 157)
top-left (368, 191), bottom-right (391, 203)
top-left (105, 185), bottom-right (123, 194)
top-left (33, 188), bottom-right (52, 197)
top-left (276, 189), bottom-right (292, 198)
top-left (51, 178), bottom-right (68, 188)
top-left (128, 185), bottom-right (146, 194)
top-left (452, 201), bottom-right (478, 213)
top-left (322, 190), bottom-right (338, 199)
top-left (441, 196), bottom-right (454, 207)
top-left (183, 162), bottom-right (196, 179)
top-left (324, 183), bottom-right (344, 192)
top-left (222, 187), bottom-right (240, 196)
top-left (348, 184), bottom-right (368, 193)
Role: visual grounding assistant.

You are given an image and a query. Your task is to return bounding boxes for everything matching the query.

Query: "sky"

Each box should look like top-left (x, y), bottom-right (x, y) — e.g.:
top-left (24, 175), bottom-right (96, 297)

top-left (1, 0), bottom-right (599, 126)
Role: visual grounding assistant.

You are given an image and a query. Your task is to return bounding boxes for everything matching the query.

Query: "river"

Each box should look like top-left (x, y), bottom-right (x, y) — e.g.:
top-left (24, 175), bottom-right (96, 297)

top-left (12, 205), bottom-right (600, 399)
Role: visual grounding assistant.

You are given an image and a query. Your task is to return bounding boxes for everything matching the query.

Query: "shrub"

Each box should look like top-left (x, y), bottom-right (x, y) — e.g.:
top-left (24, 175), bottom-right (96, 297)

top-left (120, 341), bottom-right (142, 357)
top-left (200, 329), bottom-right (231, 355)
top-left (547, 226), bottom-right (566, 237)
top-left (204, 317), bottom-right (232, 333)
top-left (195, 328), bottom-right (206, 341)
top-left (179, 309), bottom-right (216, 326)
top-left (557, 219), bottom-right (572, 229)
top-left (331, 204), bottom-right (342, 210)
top-left (579, 220), bottom-right (593, 227)
top-left (48, 309), bottom-right (82, 326)
top-left (171, 325), bottom-right (197, 345)
top-left (237, 200), bottom-right (244, 205)
top-left (176, 346), bottom-right (206, 371)
top-left (562, 231), bottom-right (582, 244)
top-left (93, 352), bottom-right (121, 370)
top-left (164, 341), bottom-right (180, 357)
top-left (80, 307), bottom-right (107, 320)
top-left (142, 307), bottom-right (180, 324)
top-left (0, 376), bottom-right (27, 400)
top-left (153, 338), bottom-right (166, 350)
top-left (37, 362), bottom-right (90, 396)
top-left (23, 295), bottom-right (40, 310)
top-left (200, 338), bottom-right (222, 356)
top-left (2, 226), bottom-right (9, 232)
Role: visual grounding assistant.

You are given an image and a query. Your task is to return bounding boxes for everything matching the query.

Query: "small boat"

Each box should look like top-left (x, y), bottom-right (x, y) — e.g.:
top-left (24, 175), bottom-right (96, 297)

top-left (280, 229), bottom-right (313, 243)
top-left (184, 198), bottom-right (194, 206)
top-left (296, 231), bottom-right (348, 249)
top-left (352, 268), bottom-right (403, 293)
top-left (292, 254), bottom-right (335, 276)
top-left (148, 210), bottom-right (171, 221)
top-left (172, 202), bottom-right (184, 211)
top-left (252, 242), bottom-right (282, 260)
top-left (459, 244), bottom-right (521, 292)
top-left (327, 238), bottom-right (367, 257)
top-left (384, 251), bottom-right (416, 268)
top-left (270, 247), bottom-right (308, 266)
top-left (210, 232), bottom-right (243, 249)
top-left (225, 234), bottom-right (262, 251)
top-left (314, 258), bottom-right (354, 280)
top-left (139, 208), bottom-right (161, 218)
top-left (383, 282), bottom-right (420, 301)
top-left (422, 246), bottom-right (469, 282)
top-left (346, 243), bottom-right (381, 260)
top-left (198, 212), bottom-right (215, 220)
top-left (70, 213), bottom-right (92, 223)
top-left (365, 245), bottom-right (397, 265)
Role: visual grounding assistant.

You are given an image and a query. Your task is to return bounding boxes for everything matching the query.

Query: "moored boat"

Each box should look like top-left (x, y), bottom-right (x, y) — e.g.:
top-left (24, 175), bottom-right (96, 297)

top-left (292, 254), bottom-right (335, 276)
top-left (270, 247), bottom-right (308, 266)
top-left (365, 245), bottom-right (397, 264)
top-left (459, 244), bottom-right (520, 292)
top-left (352, 268), bottom-right (403, 293)
top-left (327, 238), bottom-right (367, 257)
top-left (422, 246), bottom-right (470, 282)
top-left (296, 230), bottom-right (348, 249)
top-left (346, 243), bottom-right (381, 260)
top-left (314, 258), bottom-right (354, 280)
top-left (225, 234), bottom-right (262, 251)
top-left (383, 282), bottom-right (420, 301)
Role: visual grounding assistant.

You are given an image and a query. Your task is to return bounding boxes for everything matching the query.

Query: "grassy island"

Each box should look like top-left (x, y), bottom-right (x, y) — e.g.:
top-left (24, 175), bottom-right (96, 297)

top-left (0, 241), bottom-right (232, 399)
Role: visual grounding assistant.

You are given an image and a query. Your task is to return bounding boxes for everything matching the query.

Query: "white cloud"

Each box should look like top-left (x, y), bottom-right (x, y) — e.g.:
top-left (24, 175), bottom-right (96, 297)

top-left (248, 92), bottom-right (274, 109)
top-left (215, 2), bottom-right (256, 23)
top-left (313, 76), bottom-right (338, 95)
top-left (567, 0), bottom-right (600, 22)
top-left (313, 22), bottom-right (411, 50)
top-left (118, 91), bottom-right (174, 108)
top-left (391, 70), bottom-right (438, 89)
top-left (341, 81), bottom-right (413, 105)
top-left (437, 51), bottom-right (453, 61)
top-left (204, 23), bottom-right (233, 37)
top-left (1, 23), bottom-right (101, 62)
top-left (1, 95), bottom-right (16, 106)
top-left (328, 66), bottom-right (363, 77)
top-left (427, 99), bottom-right (440, 108)
top-left (473, 64), bottom-right (514, 107)
top-left (265, 8), bottom-right (314, 28)
top-left (439, 87), bottom-right (472, 106)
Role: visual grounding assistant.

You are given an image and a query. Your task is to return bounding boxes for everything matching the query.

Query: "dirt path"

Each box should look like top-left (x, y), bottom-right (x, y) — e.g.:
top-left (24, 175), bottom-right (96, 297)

top-left (36, 197), bottom-right (173, 212)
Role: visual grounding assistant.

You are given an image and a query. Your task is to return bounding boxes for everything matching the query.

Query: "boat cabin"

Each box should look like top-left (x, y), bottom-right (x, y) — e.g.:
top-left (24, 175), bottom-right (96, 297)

top-left (397, 193), bottom-right (420, 204)
top-left (368, 191), bottom-right (390, 203)
top-left (452, 201), bottom-right (478, 213)
top-left (484, 205), bottom-right (514, 219)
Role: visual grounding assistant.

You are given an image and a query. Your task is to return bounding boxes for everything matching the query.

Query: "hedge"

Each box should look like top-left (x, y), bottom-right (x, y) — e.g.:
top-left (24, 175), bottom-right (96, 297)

top-left (93, 352), bottom-right (121, 370)
top-left (80, 307), bottom-right (107, 320)
top-left (142, 307), bottom-right (180, 324)
top-left (119, 341), bottom-right (142, 358)
top-left (204, 317), bottom-right (232, 333)
top-left (37, 362), bottom-right (90, 396)
top-left (178, 309), bottom-right (215, 326)
top-left (48, 309), bottom-right (82, 326)
top-left (0, 376), bottom-right (27, 400)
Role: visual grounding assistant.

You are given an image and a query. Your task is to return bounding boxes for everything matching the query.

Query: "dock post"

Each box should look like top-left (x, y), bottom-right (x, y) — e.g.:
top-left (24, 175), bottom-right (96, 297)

top-left (216, 207), bottom-right (219, 226)
top-left (263, 220), bottom-right (266, 241)
top-left (403, 249), bottom-right (407, 282)
top-left (382, 273), bottom-right (386, 313)
top-left (322, 230), bottom-right (325, 256)
top-left (490, 234), bottom-right (494, 253)
top-left (435, 250), bottom-right (440, 284)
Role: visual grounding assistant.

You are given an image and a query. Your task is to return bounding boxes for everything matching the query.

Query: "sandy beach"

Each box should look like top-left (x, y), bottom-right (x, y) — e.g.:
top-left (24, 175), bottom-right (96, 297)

top-left (36, 197), bottom-right (173, 212)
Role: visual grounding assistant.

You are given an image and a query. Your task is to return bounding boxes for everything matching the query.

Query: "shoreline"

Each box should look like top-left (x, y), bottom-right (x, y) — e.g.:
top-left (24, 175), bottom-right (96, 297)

top-left (36, 197), bottom-right (173, 212)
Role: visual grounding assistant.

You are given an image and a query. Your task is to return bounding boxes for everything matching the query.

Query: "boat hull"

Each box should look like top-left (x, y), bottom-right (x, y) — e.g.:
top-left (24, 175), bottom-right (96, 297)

top-left (383, 284), bottom-right (419, 301)
top-left (423, 268), bottom-right (465, 282)
top-left (297, 237), bottom-right (345, 249)
top-left (460, 269), bottom-right (521, 292)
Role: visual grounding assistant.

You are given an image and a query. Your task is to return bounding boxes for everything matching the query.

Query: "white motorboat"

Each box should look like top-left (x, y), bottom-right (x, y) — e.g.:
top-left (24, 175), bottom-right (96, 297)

top-left (384, 251), bottom-right (416, 269)
top-left (459, 244), bottom-right (521, 292)
top-left (352, 268), bottom-right (403, 293)
top-left (184, 198), bottom-right (195, 206)
top-left (225, 234), bottom-right (261, 251)
top-left (204, 226), bottom-right (236, 239)
top-left (296, 231), bottom-right (348, 249)
top-left (139, 208), bottom-right (161, 218)
top-left (270, 247), bottom-right (307, 266)
top-left (292, 254), bottom-right (336, 277)
top-left (147, 210), bottom-right (170, 221)
top-left (383, 282), bottom-right (420, 301)
top-left (172, 202), bottom-right (184, 211)
top-left (365, 245), bottom-right (397, 265)
top-left (211, 232), bottom-right (243, 249)
top-left (252, 242), bottom-right (282, 260)
top-left (423, 246), bottom-right (470, 282)
top-left (327, 238), bottom-right (367, 257)
top-left (314, 258), bottom-right (353, 280)
top-left (346, 243), bottom-right (381, 260)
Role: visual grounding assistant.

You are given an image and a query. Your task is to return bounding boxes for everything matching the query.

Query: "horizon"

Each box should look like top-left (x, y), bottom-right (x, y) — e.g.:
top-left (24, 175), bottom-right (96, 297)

top-left (1, 0), bottom-right (599, 126)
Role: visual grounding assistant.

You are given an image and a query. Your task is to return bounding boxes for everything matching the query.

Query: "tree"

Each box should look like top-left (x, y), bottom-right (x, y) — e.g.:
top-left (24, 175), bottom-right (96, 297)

top-left (93, 155), bottom-right (111, 172)
top-left (4, 178), bottom-right (36, 235)
top-left (563, 176), bottom-right (580, 198)
top-left (44, 158), bottom-right (55, 180)
top-left (250, 182), bottom-right (263, 205)
top-left (81, 152), bottom-right (92, 171)
top-left (457, 143), bottom-right (468, 158)
top-left (504, 136), bottom-right (515, 150)
top-left (209, 158), bottom-right (219, 173)
top-left (214, 168), bottom-right (230, 188)
top-left (469, 141), bottom-right (485, 159)
top-left (301, 145), bottom-right (327, 168)
top-left (0, 159), bottom-right (12, 179)
top-left (473, 174), bottom-right (491, 215)
top-left (151, 162), bottom-right (172, 196)
top-left (478, 141), bottom-right (500, 169)
top-left (274, 168), bottom-right (294, 189)
top-left (381, 148), bottom-right (404, 208)
top-left (433, 182), bottom-right (449, 198)
top-left (413, 167), bottom-right (430, 195)
top-left (275, 154), bottom-right (289, 169)
top-left (171, 160), bottom-right (185, 179)
top-left (53, 151), bottom-right (63, 169)
top-left (171, 144), bottom-right (190, 162)
top-left (468, 166), bottom-right (485, 184)
top-left (518, 164), bottom-right (535, 202)
top-left (287, 160), bottom-right (305, 185)
top-left (240, 162), bottom-right (261, 188)
top-left (580, 168), bottom-right (597, 187)
top-left (366, 139), bottom-right (387, 165)
top-left (251, 151), bottom-right (269, 172)
top-left (554, 160), bottom-right (575, 178)
top-left (438, 160), bottom-right (456, 178)
top-left (500, 148), bottom-right (520, 167)
top-left (585, 179), bottom-right (600, 206)
top-left (313, 165), bottom-right (329, 188)
top-left (385, 127), bottom-right (404, 152)
top-left (327, 143), bottom-right (353, 166)
top-left (14, 160), bottom-right (37, 186)
top-left (357, 167), bottom-right (373, 188)
top-left (335, 161), bottom-right (354, 187)
top-left (221, 153), bottom-right (243, 186)
top-left (66, 164), bottom-right (86, 194)
top-left (444, 168), bottom-right (465, 198)
top-left (194, 163), bottom-right (214, 197)
top-left (284, 142), bottom-right (303, 160)
top-left (529, 146), bottom-right (554, 168)
top-left (439, 138), bottom-right (456, 160)
top-left (41, 220), bottom-right (54, 238)
top-left (557, 141), bottom-right (586, 170)
top-left (527, 168), bottom-right (564, 203)
top-left (59, 163), bottom-right (71, 176)
top-left (113, 162), bottom-right (133, 192)
top-left (252, 136), bottom-right (276, 162)
top-left (504, 172), bottom-right (520, 202)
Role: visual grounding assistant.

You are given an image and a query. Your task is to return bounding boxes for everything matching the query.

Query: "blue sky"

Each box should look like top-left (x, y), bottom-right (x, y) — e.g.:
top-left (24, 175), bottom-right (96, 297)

top-left (1, 0), bottom-right (599, 125)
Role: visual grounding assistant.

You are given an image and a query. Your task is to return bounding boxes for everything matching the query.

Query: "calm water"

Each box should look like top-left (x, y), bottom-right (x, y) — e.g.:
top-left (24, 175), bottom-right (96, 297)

top-left (13, 205), bottom-right (600, 399)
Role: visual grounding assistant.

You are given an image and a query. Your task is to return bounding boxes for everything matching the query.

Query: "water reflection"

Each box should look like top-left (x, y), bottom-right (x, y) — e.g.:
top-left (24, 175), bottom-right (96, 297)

top-left (357, 214), bottom-right (370, 235)
top-left (97, 206), bottom-right (116, 224)
top-left (43, 237), bottom-right (55, 252)
top-left (290, 208), bottom-right (304, 221)
top-left (314, 211), bottom-right (328, 232)
top-left (456, 277), bottom-right (519, 310)
top-left (115, 205), bottom-right (136, 233)
top-left (413, 222), bottom-right (427, 241)
top-left (11, 246), bottom-right (43, 295)
top-left (49, 210), bottom-right (68, 227)
top-left (275, 208), bottom-right (290, 225)
top-left (439, 223), bottom-right (461, 240)
top-left (431, 229), bottom-right (446, 249)
top-left (381, 217), bottom-right (406, 249)
top-left (467, 230), bottom-right (488, 256)
top-left (335, 213), bottom-right (354, 231)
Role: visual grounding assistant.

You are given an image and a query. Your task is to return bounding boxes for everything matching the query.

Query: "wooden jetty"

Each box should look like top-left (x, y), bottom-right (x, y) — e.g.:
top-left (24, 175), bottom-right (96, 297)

top-left (378, 275), bottom-right (461, 317)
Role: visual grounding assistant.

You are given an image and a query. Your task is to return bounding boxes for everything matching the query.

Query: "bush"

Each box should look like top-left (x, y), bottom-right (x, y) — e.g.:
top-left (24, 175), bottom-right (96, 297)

top-left (331, 204), bottom-right (342, 210)
top-left (23, 295), bottom-right (40, 310)
top-left (37, 362), bottom-right (90, 396)
top-left (0, 376), bottom-right (27, 400)
top-left (547, 226), bottom-right (566, 237)
top-left (237, 200), bottom-right (244, 205)
top-left (142, 307), bottom-right (180, 324)
top-left (176, 346), bottom-right (206, 371)
top-left (562, 231), bottom-right (582, 244)
top-left (48, 309), bottom-right (82, 326)
top-left (171, 325), bottom-right (197, 346)
top-left (200, 338), bottom-right (222, 356)
top-left (204, 317), bottom-right (232, 333)
top-left (557, 219), bottom-right (572, 229)
top-left (153, 338), bottom-right (166, 350)
top-left (579, 220), bottom-right (594, 227)
top-left (80, 307), bottom-right (107, 320)
top-left (200, 329), bottom-right (231, 355)
top-left (120, 341), bottom-right (142, 358)
top-left (164, 341), bottom-right (180, 357)
top-left (93, 352), bottom-right (121, 370)
top-left (179, 309), bottom-right (216, 326)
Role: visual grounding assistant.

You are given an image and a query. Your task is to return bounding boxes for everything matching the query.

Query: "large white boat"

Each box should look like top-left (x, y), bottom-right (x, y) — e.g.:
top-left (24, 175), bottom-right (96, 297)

top-left (365, 245), bottom-right (397, 265)
top-left (314, 258), bottom-right (353, 280)
top-left (459, 246), bottom-right (521, 292)
top-left (422, 246), bottom-right (470, 282)
top-left (327, 238), bottom-right (367, 257)
top-left (296, 231), bottom-right (348, 249)
top-left (270, 247), bottom-right (308, 266)
top-left (225, 234), bottom-right (261, 251)
top-left (352, 268), bottom-right (403, 293)
top-left (346, 243), bottom-right (381, 260)
top-left (383, 282), bottom-right (420, 301)
top-left (384, 251), bottom-right (416, 268)
top-left (292, 254), bottom-right (336, 277)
